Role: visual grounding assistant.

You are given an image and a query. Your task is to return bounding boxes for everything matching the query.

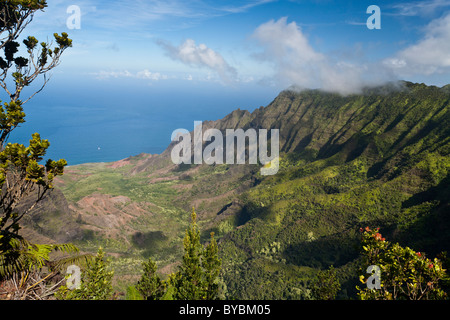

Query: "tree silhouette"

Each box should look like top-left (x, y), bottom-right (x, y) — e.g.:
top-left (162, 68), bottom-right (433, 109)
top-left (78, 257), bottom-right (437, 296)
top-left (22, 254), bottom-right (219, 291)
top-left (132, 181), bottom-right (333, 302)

top-left (0, 0), bottom-right (73, 280)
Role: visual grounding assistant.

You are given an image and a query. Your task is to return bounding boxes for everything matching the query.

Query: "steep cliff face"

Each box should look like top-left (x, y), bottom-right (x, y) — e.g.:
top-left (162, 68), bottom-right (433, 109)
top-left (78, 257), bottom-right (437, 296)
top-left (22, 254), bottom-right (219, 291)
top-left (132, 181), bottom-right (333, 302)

top-left (141, 80), bottom-right (449, 177)
top-left (21, 81), bottom-right (450, 298)
top-left (215, 82), bottom-right (450, 299)
top-left (206, 81), bottom-right (449, 165)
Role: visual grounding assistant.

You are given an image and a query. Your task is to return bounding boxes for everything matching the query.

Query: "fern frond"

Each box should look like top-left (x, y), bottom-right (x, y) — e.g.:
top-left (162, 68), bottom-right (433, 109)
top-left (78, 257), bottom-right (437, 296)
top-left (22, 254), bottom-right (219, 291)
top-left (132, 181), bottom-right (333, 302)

top-left (50, 253), bottom-right (94, 272)
top-left (0, 235), bottom-right (83, 280)
top-left (50, 243), bottom-right (80, 254)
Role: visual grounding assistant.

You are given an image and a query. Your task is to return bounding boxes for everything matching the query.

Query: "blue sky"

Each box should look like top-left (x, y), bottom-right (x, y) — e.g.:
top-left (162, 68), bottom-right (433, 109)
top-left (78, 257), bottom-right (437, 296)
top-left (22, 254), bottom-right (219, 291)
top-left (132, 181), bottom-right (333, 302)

top-left (6, 0), bottom-right (450, 164)
top-left (25, 0), bottom-right (450, 93)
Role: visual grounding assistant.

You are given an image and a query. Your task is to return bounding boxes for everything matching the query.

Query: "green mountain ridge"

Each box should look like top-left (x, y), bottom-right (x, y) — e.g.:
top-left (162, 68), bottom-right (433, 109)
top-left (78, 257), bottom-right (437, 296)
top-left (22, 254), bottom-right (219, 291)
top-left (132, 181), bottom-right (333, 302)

top-left (21, 81), bottom-right (450, 298)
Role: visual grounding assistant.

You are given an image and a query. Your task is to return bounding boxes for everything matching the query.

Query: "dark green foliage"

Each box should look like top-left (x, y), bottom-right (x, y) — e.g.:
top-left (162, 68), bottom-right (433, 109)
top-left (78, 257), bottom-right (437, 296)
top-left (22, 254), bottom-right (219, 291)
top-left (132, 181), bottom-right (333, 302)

top-left (132, 231), bottom-right (168, 258)
top-left (357, 227), bottom-right (447, 300)
top-left (171, 208), bottom-right (222, 300)
top-left (311, 265), bottom-right (341, 300)
top-left (0, 0), bottom-right (73, 283)
top-left (218, 82), bottom-right (450, 299)
top-left (26, 81), bottom-right (448, 300)
top-left (57, 247), bottom-right (114, 300)
top-left (136, 257), bottom-right (165, 300)
top-left (202, 231), bottom-right (221, 299)
top-left (130, 208), bottom-right (222, 300)
top-left (172, 209), bottom-right (204, 299)
top-left (0, 236), bottom-right (83, 281)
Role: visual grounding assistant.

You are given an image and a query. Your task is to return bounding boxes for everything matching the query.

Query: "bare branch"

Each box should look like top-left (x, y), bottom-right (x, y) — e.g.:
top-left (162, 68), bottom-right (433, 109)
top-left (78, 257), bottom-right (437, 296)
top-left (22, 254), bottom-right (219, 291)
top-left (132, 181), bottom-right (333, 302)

top-left (22, 73), bottom-right (51, 105)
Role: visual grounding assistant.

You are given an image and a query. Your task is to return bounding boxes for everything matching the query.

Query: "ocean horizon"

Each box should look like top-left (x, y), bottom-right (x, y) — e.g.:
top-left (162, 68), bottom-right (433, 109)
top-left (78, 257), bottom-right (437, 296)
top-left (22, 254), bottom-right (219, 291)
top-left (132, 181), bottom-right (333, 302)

top-left (7, 76), bottom-right (279, 166)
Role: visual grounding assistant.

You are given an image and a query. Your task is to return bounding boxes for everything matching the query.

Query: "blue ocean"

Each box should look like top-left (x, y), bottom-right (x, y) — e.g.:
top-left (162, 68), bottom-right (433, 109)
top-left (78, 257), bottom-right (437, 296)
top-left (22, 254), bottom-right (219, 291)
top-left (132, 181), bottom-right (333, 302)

top-left (8, 76), bottom-right (278, 166)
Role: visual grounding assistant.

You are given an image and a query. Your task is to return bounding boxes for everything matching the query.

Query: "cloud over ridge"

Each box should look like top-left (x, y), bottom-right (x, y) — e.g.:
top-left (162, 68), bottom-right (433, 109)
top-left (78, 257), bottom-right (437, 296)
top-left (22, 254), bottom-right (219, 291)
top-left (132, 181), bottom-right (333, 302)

top-left (251, 15), bottom-right (450, 94)
top-left (251, 17), bottom-right (396, 95)
top-left (383, 13), bottom-right (450, 75)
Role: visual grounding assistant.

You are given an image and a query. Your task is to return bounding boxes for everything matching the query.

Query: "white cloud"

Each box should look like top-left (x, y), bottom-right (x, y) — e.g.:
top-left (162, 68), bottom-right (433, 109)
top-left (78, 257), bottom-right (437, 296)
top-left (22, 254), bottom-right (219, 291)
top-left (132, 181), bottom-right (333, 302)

top-left (383, 13), bottom-right (450, 75)
top-left (91, 69), bottom-right (170, 81)
top-left (252, 17), bottom-right (325, 64)
top-left (92, 70), bottom-right (133, 80)
top-left (251, 15), bottom-right (450, 94)
top-left (251, 17), bottom-right (391, 94)
top-left (219, 0), bottom-right (276, 13)
top-left (158, 39), bottom-right (238, 83)
top-left (252, 17), bottom-right (325, 90)
top-left (29, 0), bottom-right (274, 34)
top-left (136, 70), bottom-right (168, 80)
top-left (389, 0), bottom-right (450, 17)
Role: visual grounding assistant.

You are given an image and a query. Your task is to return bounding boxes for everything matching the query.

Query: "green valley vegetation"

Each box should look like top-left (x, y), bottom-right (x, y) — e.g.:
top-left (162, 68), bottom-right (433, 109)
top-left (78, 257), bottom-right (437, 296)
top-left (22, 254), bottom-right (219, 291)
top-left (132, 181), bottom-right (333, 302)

top-left (1, 4), bottom-right (449, 301)
top-left (34, 80), bottom-right (447, 300)
top-left (127, 208), bottom-right (222, 300)
top-left (215, 83), bottom-right (450, 299)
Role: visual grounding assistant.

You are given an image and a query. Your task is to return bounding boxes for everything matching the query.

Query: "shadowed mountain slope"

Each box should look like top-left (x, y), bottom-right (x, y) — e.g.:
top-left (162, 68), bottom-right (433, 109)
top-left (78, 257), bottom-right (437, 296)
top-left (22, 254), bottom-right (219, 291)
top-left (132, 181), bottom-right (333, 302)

top-left (22, 81), bottom-right (449, 298)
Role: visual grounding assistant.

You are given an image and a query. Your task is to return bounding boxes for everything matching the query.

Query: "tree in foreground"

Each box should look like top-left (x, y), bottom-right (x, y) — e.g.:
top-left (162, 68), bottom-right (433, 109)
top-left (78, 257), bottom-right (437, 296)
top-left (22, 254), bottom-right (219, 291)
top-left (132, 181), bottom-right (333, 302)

top-left (357, 227), bottom-right (448, 300)
top-left (311, 265), bottom-right (341, 300)
top-left (128, 208), bottom-right (222, 300)
top-left (170, 207), bottom-right (222, 300)
top-left (57, 247), bottom-right (115, 300)
top-left (136, 257), bottom-right (165, 300)
top-left (0, 0), bottom-right (74, 281)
